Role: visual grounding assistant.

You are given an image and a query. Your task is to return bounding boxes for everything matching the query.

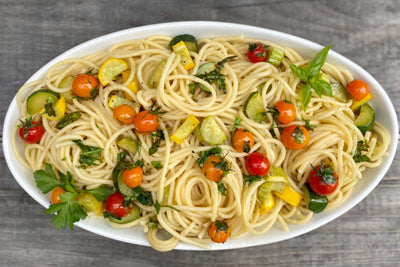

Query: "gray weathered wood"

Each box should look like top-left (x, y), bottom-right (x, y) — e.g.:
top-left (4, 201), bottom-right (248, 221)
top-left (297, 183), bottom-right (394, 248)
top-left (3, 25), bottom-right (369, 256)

top-left (0, 0), bottom-right (399, 266)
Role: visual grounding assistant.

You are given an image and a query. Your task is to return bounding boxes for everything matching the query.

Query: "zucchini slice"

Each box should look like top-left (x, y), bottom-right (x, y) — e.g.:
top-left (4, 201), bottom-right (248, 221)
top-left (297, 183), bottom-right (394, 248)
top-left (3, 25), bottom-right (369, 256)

top-left (200, 116), bottom-right (227, 145)
top-left (168, 34), bottom-right (198, 52)
top-left (26, 89), bottom-right (59, 115)
top-left (354, 103), bottom-right (375, 134)
top-left (244, 91), bottom-right (267, 122)
top-left (268, 47), bottom-right (285, 66)
top-left (331, 83), bottom-right (349, 103)
top-left (117, 170), bottom-right (133, 196)
top-left (303, 183), bottom-right (328, 213)
top-left (195, 62), bottom-right (216, 92)
top-left (108, 95), bottom-right (140, 113)
top-left (117, 137), bottom-right (138, 155)
top-left (109, 205), bottom-right (140, 224)
top-left (148, 60), bottom-right (166, 89)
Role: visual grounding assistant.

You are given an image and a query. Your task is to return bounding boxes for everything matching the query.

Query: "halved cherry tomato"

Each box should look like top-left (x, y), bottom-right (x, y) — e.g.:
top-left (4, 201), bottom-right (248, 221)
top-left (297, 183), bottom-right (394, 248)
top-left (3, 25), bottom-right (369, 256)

top-left (105, 192), bottom-right (131, 218)
top-left (281, 125), bottom-right (309, 150)
top-left (346, 80), bottom-right (369, 100)
top-left (245, 152), bottom-right (270, 176)
top-left (72, 74), bottom-right (99, 98)
top-left (201, 155), bottom-right (224, 182)
top-left (309, 162), bottom-right (338, 195)
top-left (123, 167), bottom-right (143, 188)
top-left (18, 118), bottom-right (44, 144)
top-left (51, 187), bottom-right (66, 204)
top-left (134, 110), bottom-right (159, 134)
top-left (208, 220), bottom-right (230, 243)
top-left (247, 42), bottom-right (268, 63)
top-left (113, 104), bottom-right (136, 125)
top-left (273, 100), bottom-right (296, 125)
top-left (232, 128), bottom-right (254, 153)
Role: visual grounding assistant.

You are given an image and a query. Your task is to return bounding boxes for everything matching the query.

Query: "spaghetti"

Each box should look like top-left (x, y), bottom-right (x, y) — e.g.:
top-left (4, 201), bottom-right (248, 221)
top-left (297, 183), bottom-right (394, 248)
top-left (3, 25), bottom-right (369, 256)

top-left (13, 34), bottom-right (390, 251)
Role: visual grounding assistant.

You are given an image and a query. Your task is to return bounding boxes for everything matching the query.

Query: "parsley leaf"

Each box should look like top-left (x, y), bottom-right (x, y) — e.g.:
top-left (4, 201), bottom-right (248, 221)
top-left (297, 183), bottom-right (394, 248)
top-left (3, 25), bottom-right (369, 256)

top-left (86, 185), bottom-right (113, 202)
top-left (43, 98), bottom-right (56, 117)
top-left (217, 182), bottom-right (227, 196)
top-left (147, 216), bottom-right (159, 229)
top-left (33, 163), bottom-right (62, 193)
top-left (214, 220), bottom-right (229, 233)
top-left (149, 129), bottom-right (165, 155)
top-left (124, 187), bottom-right (153, 206)
top-left (197, 147), bottom-right (223, 167)
top-left (290, 45), bottom-right (333, 110)
top-left (232, 116), bottom-right (242, 133)
top-left (302, 118), bottom-right (316, 131)
top-left (292, 126), bottom-right (305, 144)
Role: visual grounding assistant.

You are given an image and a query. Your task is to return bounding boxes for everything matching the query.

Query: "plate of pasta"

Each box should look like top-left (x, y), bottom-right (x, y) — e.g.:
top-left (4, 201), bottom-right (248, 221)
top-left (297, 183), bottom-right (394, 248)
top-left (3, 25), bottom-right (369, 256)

top-left (3, 21), bottom-right (398, 251)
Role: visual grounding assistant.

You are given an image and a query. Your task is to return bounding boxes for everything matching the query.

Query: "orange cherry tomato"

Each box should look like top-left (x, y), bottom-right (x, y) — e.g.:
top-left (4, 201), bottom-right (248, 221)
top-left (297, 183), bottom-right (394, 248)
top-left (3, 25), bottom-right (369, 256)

top-left (232, 128), bottom-right (254, 153)
top-left (273, 100), bottom-right (296, 125)
top-left (134, 110), bottom-right (159, 134)
top-left (123, 167), bottom-right (143, 188)
top-left (72, 74), bottom-right (99, 98)
top-left (113, 104), bottom-right (136, 125)
top-left (51, 187), bottom-right (66, 204)
top-left (201, 155), bottom-right (224, 182)
top-left (346, 80), bottom-right (369, 100)
top-left (208, 220), bottom-right (230, 243)
top-left (281, 125), bottom-right (310, 150)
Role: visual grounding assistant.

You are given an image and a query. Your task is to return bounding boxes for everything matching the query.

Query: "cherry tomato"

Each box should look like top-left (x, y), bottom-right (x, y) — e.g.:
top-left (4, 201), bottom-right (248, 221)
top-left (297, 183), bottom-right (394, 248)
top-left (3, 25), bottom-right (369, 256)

top-left (134, 110), bottom-right (159, 134)
top-left (18, 118), bottom-right (44, 144)
top-left (273, 100), bottom-right (296, 125)
top-left (232, 128), bottom-right (254, 153)
top-left (113, 104), bottom-right (136, 125)
top-left (123, 167), bottom-right (143, 188)
top-left (247, 42), bottom-right (268, 63)
top-left (72, 74), bottom-right (99, 98)
top-left (245, 152), bottom-right (270, 176)
top-left (51, 187), bottom-right (66, 204)
top-left (105, 192), bottom-right (131, 218)
top-left (201, 155), bottom-right (224, 182)
top-left (208, 220), bottom-right (230, 243)
top-left (346, 80), bottom-right (369, 100)
top-left (281, 125), bottom-right (309, 150)
top-left (309, 163), bottom-right (338, 195)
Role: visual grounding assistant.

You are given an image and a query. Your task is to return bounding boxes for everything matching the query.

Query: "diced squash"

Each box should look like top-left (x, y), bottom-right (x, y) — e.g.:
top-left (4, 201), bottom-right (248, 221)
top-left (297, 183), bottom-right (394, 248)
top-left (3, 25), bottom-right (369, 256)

top-left (170, 115), bottom-right (200, 145)
top-left (41, 96), bottom-right (66, 121)
top-left (172, 41), bottom-right (195, 70)
top-left (98, 57), bottom-right (129, 86)
top-left (351, 92), bottom-right (372, 110)
top-left (273, 185), bottom-right (302, 207)
top-left (122, 70), bottom-right (138, 100)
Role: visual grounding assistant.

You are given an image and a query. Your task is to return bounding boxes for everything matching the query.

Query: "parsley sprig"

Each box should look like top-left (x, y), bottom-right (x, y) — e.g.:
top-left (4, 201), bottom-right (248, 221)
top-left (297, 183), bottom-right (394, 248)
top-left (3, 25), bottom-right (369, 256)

top-left (33, 163), bottom-right (112, 229)
top-left (290, 45), bottom-right (333, 111)
top-left (72, 139), bottom-right (103, 169)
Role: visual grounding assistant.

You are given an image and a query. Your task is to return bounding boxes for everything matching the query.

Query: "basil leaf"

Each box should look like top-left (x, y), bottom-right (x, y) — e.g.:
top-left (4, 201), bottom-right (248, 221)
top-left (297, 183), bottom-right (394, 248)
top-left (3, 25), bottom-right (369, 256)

top-left (306, 44), bottom-right (331, 79)
top-left (290, 65), bottom-right (308, 82)
top-left (300, 83), bottom-right (312, 111)
top-left (312, 79), bottom-right (332, 97)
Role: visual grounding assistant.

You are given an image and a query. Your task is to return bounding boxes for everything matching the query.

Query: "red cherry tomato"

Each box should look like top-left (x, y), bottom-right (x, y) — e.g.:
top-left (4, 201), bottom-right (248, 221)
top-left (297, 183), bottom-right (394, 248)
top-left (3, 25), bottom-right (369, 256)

top-left (346, 80), bottom-right (369, 100)
top-left (273, 100), bottom-right (296, 125)
top-left (247, 42), bottom-right (268, 63)
top-left (134, 110), bottom-right (159, 134)
top-left (72, 74), bottom-right (99, 98)
top-left (309, 163), bottom-right (339, 195)
top-left (105, 192), bottom-right (131, 218)
top-left (18, 118), bottom-right (45, 144)
top-left (245, 152), bottom-right (270, 176)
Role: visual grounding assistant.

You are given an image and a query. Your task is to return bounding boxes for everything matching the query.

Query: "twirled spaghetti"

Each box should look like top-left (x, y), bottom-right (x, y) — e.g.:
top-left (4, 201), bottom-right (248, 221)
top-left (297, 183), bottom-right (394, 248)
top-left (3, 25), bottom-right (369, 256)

top-left (13, 34), bottom-right (390, 251)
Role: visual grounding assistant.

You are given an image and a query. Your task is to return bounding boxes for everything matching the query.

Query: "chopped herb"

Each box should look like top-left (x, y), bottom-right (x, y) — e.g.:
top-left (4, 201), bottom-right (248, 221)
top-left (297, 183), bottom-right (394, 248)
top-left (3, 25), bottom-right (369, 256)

top-left (72, 139), bottom-right (103, 168)
top-left (137, 139), bottom-right (142, 154)
top-left (353, 140), bottom-right (371, 163)
top-left (151, 161), bottom-right (163, 170)
top-left (311, 161), bottom-right (336, 185)
top-left (214, 220), bottom-right (229, 233)
top-left (248, 43), bottom-right (258, 52)
top-left (194, 56), bottom-right (236, 94)
top-left (302, 118), bottom-right (316, 131)
top-left (90, 86), bottom-right (98, 98)
top-left (243, 174), bottom-right (262, 185)
top-left (147, 216), bottom-right (159, 229)
top-left (148, 102), bottom-right (165, 115)
top-left (292, 126), bottom-right (305, 144)
top-left (85, 68), bottom-right (97, 75)
top-left (149, 129), bottom-right (165, 155)
top-left (18, 116), bottom-right (38, 138)
top-left (217, 182), bottom-right (227, 196)
top-left (265, 106), bottom-right (280, 127)
top-left (61, 157), bottom-right (66, 161)
top-left (232, 116), bottom-right (242, 133)
top-left (125, 186), bottom-right (153, 206)
top-left (56, 111), bottom-right (81, 129)
top-left (155, 200), bottom-right (180, 214)
top-left (290, 45), bottom-right (333, 110)
top-left (43, 98), bottom-right (56, 116)
top-left (188, 83), bottom-right (195, 94)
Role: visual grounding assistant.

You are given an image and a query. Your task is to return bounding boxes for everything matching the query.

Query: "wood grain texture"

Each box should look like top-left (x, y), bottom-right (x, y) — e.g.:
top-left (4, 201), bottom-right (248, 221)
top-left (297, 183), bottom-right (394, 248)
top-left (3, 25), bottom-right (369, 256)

top-left (0, 0), bottom-right (399, 266)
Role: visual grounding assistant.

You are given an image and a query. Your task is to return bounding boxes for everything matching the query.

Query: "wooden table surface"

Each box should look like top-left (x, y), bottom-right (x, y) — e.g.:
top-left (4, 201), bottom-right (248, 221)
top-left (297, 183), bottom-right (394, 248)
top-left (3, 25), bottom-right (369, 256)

top-left (1, 1), bottom-right (399, 266)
